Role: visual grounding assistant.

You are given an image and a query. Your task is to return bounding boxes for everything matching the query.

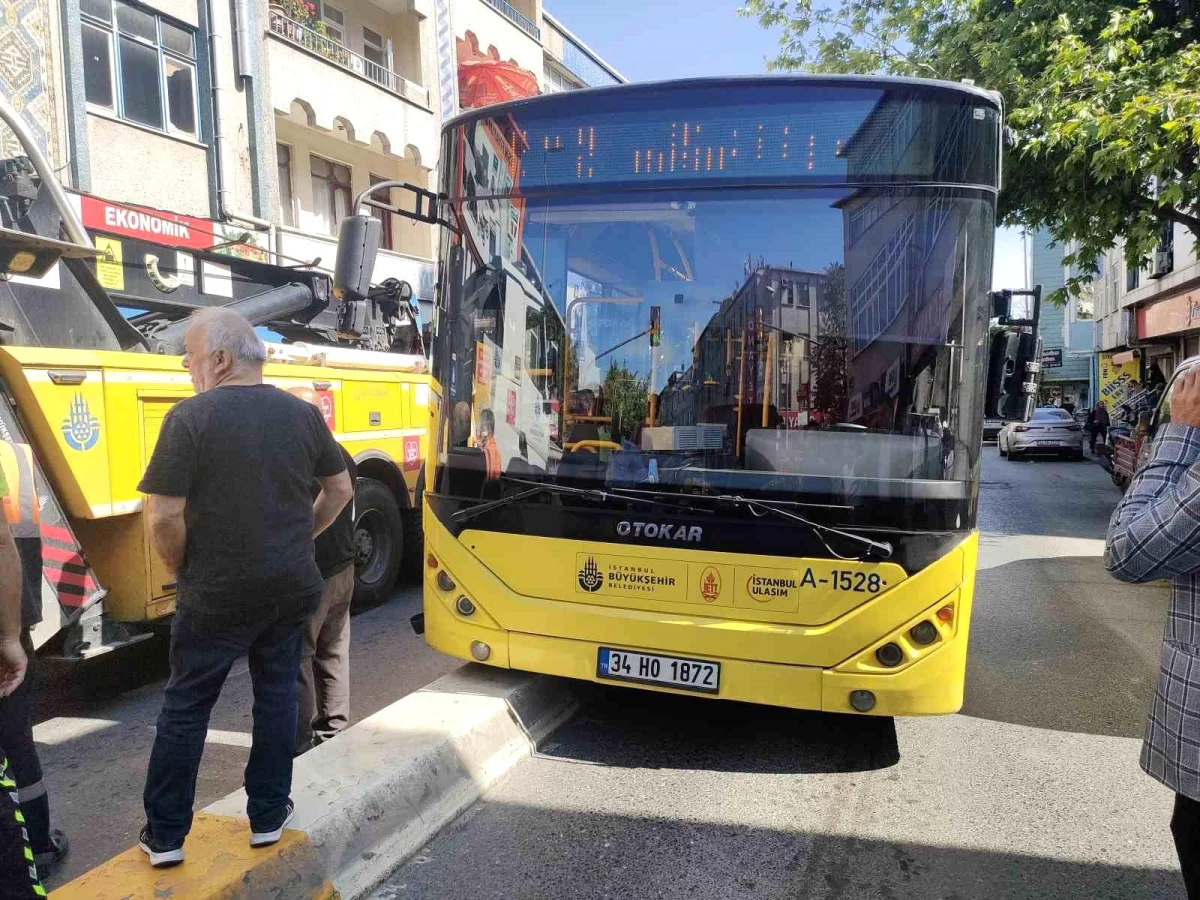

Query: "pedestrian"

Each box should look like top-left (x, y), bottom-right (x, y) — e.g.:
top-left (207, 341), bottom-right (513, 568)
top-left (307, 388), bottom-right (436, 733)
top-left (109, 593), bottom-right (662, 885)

top-left (1091, 401), bottom-right (1110, 452)
top-left (0, 442), bottom-right (68, 878)
top-left (0, 454), bottom-right (47, 899)
top-left (287, 388), bottom-right (357, 756)
top-left (1107, 366), bottom-right (1200, 899)
top-left (1085, 406), bottom-right (1097, 449)
top-left (137, 308), bottom-right (352, 867)
top-left (450, 400), bottom-right (472, 448)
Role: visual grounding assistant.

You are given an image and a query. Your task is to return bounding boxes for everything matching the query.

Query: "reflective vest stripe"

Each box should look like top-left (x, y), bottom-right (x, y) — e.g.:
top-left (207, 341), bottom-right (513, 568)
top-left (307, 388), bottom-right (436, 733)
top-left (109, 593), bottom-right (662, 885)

top-left (0, 441), bottom-right (40, 537)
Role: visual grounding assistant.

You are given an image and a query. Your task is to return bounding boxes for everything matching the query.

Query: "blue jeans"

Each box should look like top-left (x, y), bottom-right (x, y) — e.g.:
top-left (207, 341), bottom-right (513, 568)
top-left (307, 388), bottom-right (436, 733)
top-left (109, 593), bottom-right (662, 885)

top-left (143, 598), bottom-right (316, 844)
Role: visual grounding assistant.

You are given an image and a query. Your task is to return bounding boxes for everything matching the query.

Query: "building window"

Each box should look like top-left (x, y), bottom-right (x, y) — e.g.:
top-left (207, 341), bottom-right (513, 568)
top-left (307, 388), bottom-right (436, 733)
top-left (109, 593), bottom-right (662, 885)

top-left (542, 65), bottom-right (576, 94)
top-left (1126, 260), bottom-right (1140, 292)
top-left (277, 143), bottom-right (295, 228)
top-left (320, 1), bottom-right (344, 43)
top-left (369, 174), bottom-right (393, 250)
top-left (362, 26), bottom-right (385, 66)
top-left (780, 278), bottom-right (793, 306)
top-left (310, 154), bottom-right (351, 234)
top-left (1156, 219), bottom-right (1175, 276)
top-left (81, 0), bottom-right (198, 137)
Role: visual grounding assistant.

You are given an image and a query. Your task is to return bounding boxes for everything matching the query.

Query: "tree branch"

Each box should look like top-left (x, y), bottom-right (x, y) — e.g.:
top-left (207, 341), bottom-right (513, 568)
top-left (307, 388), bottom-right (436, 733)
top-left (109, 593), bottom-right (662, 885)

top-left (1135, 195), bottom-right (1200, 237)
top-left (816, 15), bottom-right (942, 76)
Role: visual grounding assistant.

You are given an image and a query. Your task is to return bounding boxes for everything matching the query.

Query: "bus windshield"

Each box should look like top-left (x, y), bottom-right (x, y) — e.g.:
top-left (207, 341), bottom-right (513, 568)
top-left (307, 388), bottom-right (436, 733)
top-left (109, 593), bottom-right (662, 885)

top-left (435, 81), bottom-right (1000, 532)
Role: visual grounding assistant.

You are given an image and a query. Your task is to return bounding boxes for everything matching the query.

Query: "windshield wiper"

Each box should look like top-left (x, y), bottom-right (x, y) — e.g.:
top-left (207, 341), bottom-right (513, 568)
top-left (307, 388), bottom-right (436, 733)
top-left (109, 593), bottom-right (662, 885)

top-left (719, 495), bottom-right (894, 560)
top-left (451, 477), bottom-right (688, 524)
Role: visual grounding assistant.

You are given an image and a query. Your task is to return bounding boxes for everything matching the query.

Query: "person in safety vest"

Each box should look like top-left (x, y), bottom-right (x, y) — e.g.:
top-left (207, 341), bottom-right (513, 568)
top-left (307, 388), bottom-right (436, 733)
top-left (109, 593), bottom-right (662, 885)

top-left (0, 442), bottom-right (67, 878)
top-left (0, 447), bottom-right (47, 898)
top-left (478, 408), bottom-right (501, 481)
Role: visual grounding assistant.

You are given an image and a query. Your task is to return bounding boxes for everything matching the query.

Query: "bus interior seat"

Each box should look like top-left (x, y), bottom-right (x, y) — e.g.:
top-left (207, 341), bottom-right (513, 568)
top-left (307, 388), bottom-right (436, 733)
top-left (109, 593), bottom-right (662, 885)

top-left (565, 421), bottom-right (603, 445)
top-left (555, 451), bottom-right (606, 488)
top-left (442, 447), bottom-right (493, 498)
top-left (743, 429), bottom-right (943, 480)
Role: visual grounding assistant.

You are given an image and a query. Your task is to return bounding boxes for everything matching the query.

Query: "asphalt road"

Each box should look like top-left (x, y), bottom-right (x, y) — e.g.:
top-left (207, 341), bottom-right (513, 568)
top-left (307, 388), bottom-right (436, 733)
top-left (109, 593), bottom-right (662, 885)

top-left (374, 452), bottom-right (1182, 900)
top-left (32, 584), bottom-right (461, 887)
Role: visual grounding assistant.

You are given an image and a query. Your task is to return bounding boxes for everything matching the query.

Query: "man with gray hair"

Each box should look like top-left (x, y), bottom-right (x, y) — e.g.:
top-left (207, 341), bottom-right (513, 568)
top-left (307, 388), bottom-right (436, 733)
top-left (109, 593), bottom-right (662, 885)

top-left (136, 308), bottom-right (353, 867)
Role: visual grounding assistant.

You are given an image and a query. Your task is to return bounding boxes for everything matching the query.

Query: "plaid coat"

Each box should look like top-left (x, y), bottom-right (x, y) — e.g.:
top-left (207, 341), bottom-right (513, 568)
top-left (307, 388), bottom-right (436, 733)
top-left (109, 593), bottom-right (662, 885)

top-left (1107, 423), bottom-right (1200, 799)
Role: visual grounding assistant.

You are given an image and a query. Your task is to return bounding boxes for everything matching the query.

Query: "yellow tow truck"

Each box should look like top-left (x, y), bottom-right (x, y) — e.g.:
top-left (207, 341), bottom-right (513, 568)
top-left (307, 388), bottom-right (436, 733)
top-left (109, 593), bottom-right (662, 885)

top-left (0, 97), bottom-right (430, 658)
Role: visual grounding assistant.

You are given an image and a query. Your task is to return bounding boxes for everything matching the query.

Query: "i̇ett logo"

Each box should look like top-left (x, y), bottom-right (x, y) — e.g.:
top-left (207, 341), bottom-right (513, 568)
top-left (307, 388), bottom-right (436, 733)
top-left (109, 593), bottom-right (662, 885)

top-left (62, 393), bottom-right (100, 451)
top-left (699, 566), bottom-right (721, 603)
top-left (578, 556), bottom-right (603, 593)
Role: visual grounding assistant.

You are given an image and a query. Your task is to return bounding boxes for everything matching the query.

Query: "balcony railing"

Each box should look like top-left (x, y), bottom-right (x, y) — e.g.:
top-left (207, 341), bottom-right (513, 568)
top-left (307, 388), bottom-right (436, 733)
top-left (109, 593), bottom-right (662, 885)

top-left (482, 0), bottom-right (539, 39)
top-left (268, 9), bottom-right (430, 107)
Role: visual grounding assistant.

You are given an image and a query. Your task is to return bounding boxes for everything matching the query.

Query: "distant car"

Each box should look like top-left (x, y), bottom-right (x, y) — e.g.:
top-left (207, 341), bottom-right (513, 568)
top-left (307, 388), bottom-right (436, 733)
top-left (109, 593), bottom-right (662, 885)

top-left (982, 418), bottom-right (1004, 442)
top-left (998, 407), bottom-right (1085, 461)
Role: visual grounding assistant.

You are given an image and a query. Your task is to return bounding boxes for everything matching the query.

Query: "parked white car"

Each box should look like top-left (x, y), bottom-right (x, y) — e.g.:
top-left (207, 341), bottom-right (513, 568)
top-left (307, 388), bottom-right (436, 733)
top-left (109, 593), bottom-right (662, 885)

top-left (998, 407), bottom-right (1085, 461)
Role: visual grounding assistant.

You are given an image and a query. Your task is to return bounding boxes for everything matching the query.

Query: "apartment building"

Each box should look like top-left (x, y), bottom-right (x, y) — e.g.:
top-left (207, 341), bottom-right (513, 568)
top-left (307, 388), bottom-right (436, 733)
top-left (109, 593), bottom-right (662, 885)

top-left (1028, 214), bottom-right (1200, 413)
top-left (1027, 229), bottom-right (1094, 410)
top-left (0, 0), bottom-right (621, 329)
top-left (1096, 218), bottom-right (1200, 380)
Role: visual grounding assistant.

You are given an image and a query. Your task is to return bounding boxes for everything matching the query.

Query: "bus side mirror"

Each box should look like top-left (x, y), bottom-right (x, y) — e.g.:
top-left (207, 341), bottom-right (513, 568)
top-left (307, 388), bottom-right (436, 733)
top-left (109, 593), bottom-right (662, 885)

top-left (334, 214), bottom-right (382, 302)
top-left (985, 328), bottom-right (1039, 421)
top-left (991, 289), bottom-right (1012, 323)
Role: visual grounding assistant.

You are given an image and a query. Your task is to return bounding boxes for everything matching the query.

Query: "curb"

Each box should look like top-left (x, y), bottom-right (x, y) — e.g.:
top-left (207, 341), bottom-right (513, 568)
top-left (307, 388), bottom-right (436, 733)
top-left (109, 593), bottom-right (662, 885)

top-left (51, 664), bottom-right (581, 899)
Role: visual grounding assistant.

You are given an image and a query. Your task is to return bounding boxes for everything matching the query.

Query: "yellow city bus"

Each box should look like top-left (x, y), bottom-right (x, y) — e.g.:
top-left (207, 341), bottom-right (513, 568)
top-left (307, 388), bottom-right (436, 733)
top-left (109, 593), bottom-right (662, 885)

top-left (417, 76), bottom-right (1009, 715)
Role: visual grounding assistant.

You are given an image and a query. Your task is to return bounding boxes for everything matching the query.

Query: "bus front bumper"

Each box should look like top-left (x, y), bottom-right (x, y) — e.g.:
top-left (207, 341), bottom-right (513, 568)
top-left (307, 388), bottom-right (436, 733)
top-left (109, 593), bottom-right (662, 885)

top-left (423, 589), bottom-right (970, 717)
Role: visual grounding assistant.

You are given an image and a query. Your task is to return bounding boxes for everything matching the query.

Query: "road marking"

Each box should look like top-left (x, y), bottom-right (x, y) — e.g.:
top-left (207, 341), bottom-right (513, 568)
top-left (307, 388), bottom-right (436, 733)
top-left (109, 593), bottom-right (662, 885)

top-left (978, 533), bottom-right (1107, 570)
top-left (33, 717), bottom-right (118, 746)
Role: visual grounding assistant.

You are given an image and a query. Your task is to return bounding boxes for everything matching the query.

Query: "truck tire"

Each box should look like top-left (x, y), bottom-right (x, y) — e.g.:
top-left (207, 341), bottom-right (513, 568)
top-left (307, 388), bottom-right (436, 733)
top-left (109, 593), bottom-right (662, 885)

top-left (352, 477), bottom-right (403, 612)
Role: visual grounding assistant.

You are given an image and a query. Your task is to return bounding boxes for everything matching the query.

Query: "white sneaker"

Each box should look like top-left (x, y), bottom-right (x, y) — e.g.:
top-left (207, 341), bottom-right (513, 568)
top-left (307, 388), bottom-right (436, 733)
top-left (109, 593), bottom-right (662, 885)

top-left (249, 800), bottom-right (295, 848)
top-left (138, 825), bottom-right (185, 868)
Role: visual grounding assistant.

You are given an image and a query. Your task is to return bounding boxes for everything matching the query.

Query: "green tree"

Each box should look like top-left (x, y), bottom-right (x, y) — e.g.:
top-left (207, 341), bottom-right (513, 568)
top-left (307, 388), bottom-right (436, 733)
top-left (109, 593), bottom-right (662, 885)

top-left (603, 360), bottom-right (650, 442)
top-left (811, 262), bottom-right (849, 422)
top-left (739, 0), bottom-right (1200, 301)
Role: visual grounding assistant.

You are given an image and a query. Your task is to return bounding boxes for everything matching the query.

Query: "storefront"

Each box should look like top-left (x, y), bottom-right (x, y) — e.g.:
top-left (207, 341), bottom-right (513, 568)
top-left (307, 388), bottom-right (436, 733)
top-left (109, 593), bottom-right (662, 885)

top-left (1136, 285), bottom-right (1200, 377)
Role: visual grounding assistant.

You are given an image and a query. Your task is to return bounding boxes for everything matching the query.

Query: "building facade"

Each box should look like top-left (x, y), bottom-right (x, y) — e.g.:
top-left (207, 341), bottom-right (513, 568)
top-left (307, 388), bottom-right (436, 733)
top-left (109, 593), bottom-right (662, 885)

top-left (1027, 229), bottom-right (1093, 410)
top-left (0, 0), bottom-right (621, 330)
top-left (1031, 215), bottom-right (1200, 415)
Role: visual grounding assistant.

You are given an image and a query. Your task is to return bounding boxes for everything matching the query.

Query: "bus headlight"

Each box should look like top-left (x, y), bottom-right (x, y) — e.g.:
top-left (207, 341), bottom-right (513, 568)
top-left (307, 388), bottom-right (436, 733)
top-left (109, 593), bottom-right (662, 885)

top-left (436, 571), bottom-right (456, 592)
top-left (470, 640), bottom-right (491, 661)
top-left (456, 595), bottom-right (476, 616)
top-left (875, 642), bottom-right (904, 668)
top-left (909, 620), bottom-right (938, 645)
top-left (849, 690), bottom-right (876, 712)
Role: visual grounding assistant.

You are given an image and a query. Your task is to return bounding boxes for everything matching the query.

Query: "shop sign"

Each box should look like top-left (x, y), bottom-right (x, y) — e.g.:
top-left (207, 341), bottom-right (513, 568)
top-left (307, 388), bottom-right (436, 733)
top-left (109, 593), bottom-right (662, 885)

top-left (884, 357), bottom-right (901, 396)
top-left (847, 392), bottom-right (863, 421)
top-left (1137, 289), bottom-right (1200, 339)
top-left (75, 193), bottom-right (268, 262)
top-left (1099, 351), bottom-right (1140, 405)
top-left (1041, 348), bottom-right (1063, 368)
top-left (80, 195), bottom-right (213, 251)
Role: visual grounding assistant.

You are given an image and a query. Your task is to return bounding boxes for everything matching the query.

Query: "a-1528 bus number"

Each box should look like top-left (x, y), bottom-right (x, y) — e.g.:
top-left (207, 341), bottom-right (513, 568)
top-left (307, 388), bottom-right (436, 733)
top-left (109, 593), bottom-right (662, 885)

top-left (829, 570), bottom-right (884, 593)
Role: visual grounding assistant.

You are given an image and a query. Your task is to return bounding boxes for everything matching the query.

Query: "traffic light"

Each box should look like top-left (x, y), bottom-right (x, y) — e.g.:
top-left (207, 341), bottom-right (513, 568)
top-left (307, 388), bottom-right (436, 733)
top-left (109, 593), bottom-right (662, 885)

top-left (650, 306), bottom-right (661, 347)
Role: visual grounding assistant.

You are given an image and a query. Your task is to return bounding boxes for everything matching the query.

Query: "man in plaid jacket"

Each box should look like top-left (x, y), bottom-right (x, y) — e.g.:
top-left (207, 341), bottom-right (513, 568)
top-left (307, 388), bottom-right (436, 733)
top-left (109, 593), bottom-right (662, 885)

top-left (1107, 366), bottom-right (1200, 898)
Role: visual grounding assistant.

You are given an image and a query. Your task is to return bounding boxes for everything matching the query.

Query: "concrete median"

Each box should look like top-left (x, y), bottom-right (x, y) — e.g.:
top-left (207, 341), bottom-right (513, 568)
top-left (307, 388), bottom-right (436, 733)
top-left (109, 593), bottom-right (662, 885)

top-left (51, 664), bottom-right (581, 899)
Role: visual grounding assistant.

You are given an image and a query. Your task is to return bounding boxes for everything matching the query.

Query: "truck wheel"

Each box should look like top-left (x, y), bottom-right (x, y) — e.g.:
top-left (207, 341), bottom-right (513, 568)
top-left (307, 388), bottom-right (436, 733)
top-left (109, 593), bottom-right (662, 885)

top-left (352, 477), bottom-right (403, 612)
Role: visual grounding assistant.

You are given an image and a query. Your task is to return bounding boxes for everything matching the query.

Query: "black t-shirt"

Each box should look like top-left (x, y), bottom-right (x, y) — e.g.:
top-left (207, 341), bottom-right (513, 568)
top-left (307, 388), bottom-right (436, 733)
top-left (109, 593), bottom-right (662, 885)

top-left (314, 447), bottom-right (357, 578)
top-left (138, 384), bottom-right (346, 614)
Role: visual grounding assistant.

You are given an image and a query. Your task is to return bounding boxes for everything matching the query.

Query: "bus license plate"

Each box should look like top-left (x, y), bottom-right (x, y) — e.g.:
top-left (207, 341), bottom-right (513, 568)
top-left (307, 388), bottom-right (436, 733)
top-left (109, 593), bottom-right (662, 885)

top-left (597, 648), bottom-right (719, 694)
